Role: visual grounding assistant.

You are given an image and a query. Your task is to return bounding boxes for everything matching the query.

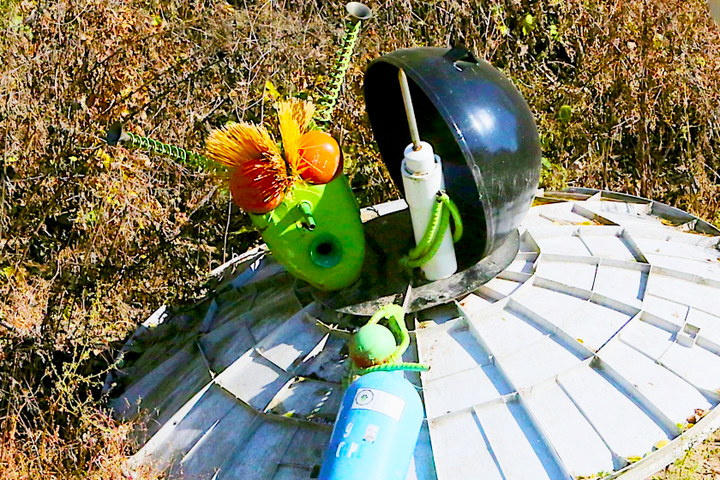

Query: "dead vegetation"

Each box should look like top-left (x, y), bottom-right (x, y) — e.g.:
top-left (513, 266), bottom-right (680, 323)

top-left (2, 0), bottom-right (720, 478)
top-left (651, 430), bottom-right (720, 479)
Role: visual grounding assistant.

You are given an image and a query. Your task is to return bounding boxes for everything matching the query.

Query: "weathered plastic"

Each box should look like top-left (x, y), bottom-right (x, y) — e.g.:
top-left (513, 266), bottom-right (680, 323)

top-left (111, 190), bottom-right (720, 480)
top-left (364, 47), bottom-right (541, 269)
top-left (250, 174), bottom-right (365, 291)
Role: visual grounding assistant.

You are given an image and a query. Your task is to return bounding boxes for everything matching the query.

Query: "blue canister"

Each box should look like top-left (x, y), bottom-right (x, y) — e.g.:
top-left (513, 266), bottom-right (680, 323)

top-left (320, 371), bottom-right (424, 479)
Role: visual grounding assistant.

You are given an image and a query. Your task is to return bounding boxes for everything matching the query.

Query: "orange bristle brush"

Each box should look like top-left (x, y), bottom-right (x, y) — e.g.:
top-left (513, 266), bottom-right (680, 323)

top-left (205, 123), bottom-right (290, 214)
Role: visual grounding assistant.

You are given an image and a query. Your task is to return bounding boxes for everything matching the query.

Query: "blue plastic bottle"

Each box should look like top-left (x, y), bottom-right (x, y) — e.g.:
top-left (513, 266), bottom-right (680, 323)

top-left (320, 371), bottom-right (424, 479)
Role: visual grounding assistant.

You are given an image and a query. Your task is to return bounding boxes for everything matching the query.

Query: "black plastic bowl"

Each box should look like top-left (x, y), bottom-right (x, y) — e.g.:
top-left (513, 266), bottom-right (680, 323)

top-left (364, 47), bottom-right (541, 269)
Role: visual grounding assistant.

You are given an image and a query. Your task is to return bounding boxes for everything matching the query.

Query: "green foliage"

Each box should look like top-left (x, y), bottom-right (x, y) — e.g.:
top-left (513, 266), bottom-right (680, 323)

top-left (558, 105), bottom-right (572, 124)
top-left (522, 13), bottom-right (536, 36)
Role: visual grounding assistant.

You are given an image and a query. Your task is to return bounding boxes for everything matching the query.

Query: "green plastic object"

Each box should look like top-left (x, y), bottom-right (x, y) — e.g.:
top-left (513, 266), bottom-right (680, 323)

top-left (349, 324), bottom-right (397, 368)
top-left (249, 174), bottom-right (365, 291)
top-left (343, 303), bottom-right (430, 388)
top-left (400, 190), bottom-right (463, 270)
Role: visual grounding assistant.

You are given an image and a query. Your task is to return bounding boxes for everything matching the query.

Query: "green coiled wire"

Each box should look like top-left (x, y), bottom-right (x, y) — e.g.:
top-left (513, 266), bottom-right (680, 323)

top-left (356, 362), bottom-right (430, 375)
top-left (315, 20), bottom-right (362, 123)
top-left (123, 131), bottom-right (210, 168)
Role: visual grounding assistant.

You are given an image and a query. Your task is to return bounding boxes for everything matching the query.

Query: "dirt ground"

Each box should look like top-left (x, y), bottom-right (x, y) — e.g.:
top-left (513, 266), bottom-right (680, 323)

top-left (649, 431), bottom-right (720, 480)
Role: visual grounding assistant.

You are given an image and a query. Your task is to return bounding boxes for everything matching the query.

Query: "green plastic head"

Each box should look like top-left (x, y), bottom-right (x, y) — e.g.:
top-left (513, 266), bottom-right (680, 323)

top-left (249, 174), bottom-right (365, 291)
top-left (349, 323), bottom-right (397, 368)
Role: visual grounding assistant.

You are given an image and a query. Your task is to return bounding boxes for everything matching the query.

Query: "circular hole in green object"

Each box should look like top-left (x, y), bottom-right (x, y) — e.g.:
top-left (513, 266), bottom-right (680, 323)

top-left (310, 235), bottom-right (342, 268)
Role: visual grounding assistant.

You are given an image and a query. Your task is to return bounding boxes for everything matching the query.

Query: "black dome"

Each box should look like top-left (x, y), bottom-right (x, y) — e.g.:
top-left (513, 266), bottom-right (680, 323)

top-left (364, 47), bottom-right (541, 268)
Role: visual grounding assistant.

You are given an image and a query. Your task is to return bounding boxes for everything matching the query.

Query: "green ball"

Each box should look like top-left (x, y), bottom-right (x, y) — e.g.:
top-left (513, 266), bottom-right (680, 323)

top-left (349, 324), bottom-right (396, 368)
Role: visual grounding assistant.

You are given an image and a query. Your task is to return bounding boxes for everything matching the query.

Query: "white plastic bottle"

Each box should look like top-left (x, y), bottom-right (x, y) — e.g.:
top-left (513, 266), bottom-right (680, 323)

top-left (401, 141), bottom-right (458, 280)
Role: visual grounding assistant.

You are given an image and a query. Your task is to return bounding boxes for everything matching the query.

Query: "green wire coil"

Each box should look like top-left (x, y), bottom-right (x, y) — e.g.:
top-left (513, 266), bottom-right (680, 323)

top-left (315, 20), bottom-right (362, 123)
top-left (123, 131), bottom-right (210, 168)
top-left (356, 362), bottom-right (430, 375)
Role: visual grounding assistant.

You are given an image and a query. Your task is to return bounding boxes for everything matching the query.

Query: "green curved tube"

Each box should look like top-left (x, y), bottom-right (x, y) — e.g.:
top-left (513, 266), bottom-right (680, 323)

top-left (407, 196), bottom-right (444, 261)
top-left (405, 207), bottom-right (450, 268)
top-left (368, 304), bottom-right (410, 363)
top-left (443, 195), bottom-right (463, 242)
top-left (367, 304), bottom-right (404, 326)
top-left (401, 191), bottom-right (464, 269)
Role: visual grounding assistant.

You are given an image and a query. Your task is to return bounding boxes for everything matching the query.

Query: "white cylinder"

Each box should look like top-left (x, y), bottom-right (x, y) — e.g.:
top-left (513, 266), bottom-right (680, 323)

top-left (401, 142), bottom-right (458, 281)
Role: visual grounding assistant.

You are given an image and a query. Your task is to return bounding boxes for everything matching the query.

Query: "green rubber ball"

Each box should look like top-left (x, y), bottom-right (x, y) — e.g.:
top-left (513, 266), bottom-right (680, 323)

top-left (349, 324), bottom-right (397, 368)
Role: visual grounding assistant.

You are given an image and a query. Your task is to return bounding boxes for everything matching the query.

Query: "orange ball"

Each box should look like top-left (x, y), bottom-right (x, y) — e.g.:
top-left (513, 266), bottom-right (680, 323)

top-left (297, 131), bottom-right (341, 184)
top-left (228, 159), bottom-right (285, 214)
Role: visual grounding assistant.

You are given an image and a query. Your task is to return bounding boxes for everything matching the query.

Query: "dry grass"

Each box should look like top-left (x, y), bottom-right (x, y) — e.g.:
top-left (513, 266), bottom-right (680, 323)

top-left (2, 0), bottom-right (720, 477)
top-left (0, 271), bottom-right (49, 336)
top-left (0, 337), bottom-right (165, 479)
top-left (650, 431), bottom-right (720, 479)
top-left (0, 413), bottom-right (163, 480)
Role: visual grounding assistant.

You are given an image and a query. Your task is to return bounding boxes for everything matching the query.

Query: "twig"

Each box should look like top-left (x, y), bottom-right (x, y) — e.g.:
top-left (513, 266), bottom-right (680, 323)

top-left (222, 199), bottom-right (232, 264)
top-left (0, 319), bottom-right (17, 333)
